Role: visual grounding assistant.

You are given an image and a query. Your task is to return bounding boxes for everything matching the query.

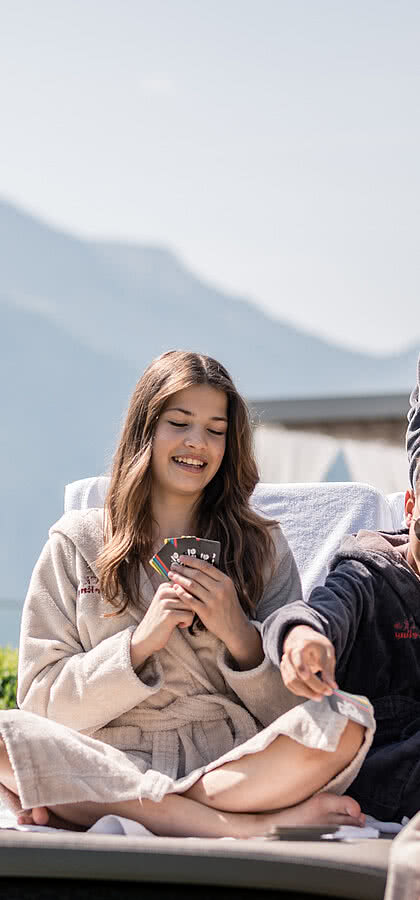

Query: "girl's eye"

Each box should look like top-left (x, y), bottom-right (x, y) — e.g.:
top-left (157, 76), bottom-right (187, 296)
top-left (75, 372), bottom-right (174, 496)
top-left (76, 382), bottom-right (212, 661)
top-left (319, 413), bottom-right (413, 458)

top-left (167, 420), bottom-right (225, 436)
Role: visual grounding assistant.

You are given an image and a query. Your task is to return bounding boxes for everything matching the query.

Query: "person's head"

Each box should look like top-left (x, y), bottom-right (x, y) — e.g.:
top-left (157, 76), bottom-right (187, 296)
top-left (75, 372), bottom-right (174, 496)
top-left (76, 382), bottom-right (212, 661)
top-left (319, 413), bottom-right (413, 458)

top-left (404, 460), bottom-right (420, 575)
top-left (97, 350), bottom-right (276, 616)
top-left (150, 381), bottom-right (228, 505)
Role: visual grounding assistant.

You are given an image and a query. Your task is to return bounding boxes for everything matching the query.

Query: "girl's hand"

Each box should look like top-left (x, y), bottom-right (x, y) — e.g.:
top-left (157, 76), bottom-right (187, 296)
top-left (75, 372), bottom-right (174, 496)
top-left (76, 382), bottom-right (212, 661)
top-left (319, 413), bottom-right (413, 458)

top-left (280, 625), bottom-right (337, 701)
top-left (168, 556), bottom-right (263, 667)
top-left (130, 583), bottom-right (194, 668)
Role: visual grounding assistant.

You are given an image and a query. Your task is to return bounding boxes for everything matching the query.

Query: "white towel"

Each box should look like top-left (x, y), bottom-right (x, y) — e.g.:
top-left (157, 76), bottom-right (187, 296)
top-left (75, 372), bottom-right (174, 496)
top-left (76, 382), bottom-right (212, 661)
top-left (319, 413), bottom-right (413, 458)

top-left (251, 481), bottom-right (397, 599)
top-left (64, 477), bottom-right (404, 600)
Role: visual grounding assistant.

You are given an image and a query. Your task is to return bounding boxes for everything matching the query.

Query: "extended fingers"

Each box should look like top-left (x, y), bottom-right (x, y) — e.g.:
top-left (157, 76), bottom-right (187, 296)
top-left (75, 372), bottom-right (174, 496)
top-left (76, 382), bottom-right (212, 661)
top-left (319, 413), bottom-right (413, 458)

top-left (280, 655), bottom-right (326, 701)
top-left (281, 642), bottom-right (336, 700)
top-left (175, 556), bottom-right (221, 581)
top-left (290, 647), bottom-right (333, 693)
top-left (168, 567), bottom-right (209, 598)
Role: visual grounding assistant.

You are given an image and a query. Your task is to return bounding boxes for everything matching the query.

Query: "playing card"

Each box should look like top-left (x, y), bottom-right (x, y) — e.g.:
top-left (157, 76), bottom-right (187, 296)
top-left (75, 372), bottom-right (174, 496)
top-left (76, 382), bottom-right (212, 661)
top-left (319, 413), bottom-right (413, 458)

top-left (325, 688), bottom-right (373, 729)
top-left (149, 537), bottom-right (221, 584)
top-left (176, 536), bottom-right (221, 567)
top-left (265, 824), bottom-right (340, 841)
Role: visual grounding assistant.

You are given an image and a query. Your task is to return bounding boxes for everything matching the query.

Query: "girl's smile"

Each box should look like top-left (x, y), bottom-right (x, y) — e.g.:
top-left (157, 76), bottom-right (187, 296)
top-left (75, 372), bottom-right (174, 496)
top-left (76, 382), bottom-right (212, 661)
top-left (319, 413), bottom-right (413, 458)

top-left (172, 455), bottom-right (208, 473)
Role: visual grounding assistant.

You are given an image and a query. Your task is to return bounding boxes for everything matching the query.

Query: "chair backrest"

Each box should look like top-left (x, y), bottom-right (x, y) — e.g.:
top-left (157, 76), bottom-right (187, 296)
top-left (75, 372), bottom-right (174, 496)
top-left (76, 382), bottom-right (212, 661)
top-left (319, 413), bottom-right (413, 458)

top-left (65, 477), bottom-right (405, 600)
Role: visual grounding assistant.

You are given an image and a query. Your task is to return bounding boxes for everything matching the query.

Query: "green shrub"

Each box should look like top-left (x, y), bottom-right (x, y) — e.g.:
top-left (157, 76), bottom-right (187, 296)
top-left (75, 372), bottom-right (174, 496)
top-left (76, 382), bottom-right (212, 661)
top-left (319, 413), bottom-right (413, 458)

top-left (0, 646), bottom-right (18, 709)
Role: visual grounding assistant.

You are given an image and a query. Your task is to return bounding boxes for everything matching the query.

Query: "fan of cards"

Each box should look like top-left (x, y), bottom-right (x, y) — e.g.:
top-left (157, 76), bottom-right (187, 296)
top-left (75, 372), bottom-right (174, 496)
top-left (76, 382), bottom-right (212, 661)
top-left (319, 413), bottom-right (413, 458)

top-left (149, 536), bottom-right (221, 633)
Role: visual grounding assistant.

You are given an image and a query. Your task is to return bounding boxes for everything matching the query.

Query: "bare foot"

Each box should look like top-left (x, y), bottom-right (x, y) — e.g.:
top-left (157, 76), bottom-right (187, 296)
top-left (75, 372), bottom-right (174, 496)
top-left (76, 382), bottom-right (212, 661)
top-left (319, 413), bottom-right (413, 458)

top-left (17, 806), bottom-right (50, 826)
top-left (17, 806), bottom-right (85, 831)
top-left (248, 793), bottom-right (365, 838)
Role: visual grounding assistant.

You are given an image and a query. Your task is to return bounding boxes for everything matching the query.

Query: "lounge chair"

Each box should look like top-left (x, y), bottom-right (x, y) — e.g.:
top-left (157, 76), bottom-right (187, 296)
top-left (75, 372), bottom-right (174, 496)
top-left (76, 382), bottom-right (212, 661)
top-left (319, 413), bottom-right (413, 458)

top-left (0, 479), bottom-right (406, 899)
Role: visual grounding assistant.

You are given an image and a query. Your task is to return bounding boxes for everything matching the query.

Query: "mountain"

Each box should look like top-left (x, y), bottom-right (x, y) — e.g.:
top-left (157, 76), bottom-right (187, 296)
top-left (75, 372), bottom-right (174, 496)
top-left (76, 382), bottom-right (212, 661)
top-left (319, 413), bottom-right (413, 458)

top-left (1, 199), bottom-right (418, 398)
top-left (1, 296), bottom-right (137, 601)
top-left (0, 198), bottom-right (418, 609)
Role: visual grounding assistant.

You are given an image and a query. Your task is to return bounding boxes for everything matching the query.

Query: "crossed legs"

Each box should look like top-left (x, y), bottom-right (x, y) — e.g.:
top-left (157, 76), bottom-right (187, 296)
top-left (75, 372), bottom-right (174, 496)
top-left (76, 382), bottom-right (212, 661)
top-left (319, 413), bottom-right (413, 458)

top-left (0, 720), bottom-right (365, 838)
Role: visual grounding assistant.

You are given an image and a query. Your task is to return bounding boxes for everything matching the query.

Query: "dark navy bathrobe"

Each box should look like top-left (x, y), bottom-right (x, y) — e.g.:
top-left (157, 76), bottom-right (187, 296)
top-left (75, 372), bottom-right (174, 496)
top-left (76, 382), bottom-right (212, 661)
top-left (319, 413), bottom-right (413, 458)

top-left (263, 529), bottom-right (420, 822)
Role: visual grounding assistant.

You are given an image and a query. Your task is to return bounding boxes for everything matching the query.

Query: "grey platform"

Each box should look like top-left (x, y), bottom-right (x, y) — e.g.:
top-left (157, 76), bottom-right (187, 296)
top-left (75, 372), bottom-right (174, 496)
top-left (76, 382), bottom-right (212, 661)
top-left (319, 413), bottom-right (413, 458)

top-left (0, 831), bottom-right (392, 899)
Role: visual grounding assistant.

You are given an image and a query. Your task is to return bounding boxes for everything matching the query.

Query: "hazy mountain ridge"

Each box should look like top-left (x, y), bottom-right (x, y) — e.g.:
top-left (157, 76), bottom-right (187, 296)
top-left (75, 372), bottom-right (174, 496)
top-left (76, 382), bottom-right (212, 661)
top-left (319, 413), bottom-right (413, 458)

top-left (1, 295), bottom-right (137, 599)
top-left (0, 198), bottom-right (418, 604)
top-left (1, 199), bottom-right (417, 398)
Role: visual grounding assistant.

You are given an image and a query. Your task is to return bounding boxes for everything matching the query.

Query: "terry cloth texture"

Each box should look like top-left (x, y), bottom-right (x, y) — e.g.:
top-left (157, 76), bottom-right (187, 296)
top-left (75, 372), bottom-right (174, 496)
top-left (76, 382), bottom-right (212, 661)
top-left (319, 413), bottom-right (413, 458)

top-left (384, 810), bottom-right (420, 900)
top-left (407, 352), bottom-right (420, 489)
top-left (262, 528), bottom-right (420, 821)
top-left (0, 698), bottom-right (374, 813)
top-left (66, 477), bottom-right (399, 601)
top-left (0, 508), bottom-right (374, 816)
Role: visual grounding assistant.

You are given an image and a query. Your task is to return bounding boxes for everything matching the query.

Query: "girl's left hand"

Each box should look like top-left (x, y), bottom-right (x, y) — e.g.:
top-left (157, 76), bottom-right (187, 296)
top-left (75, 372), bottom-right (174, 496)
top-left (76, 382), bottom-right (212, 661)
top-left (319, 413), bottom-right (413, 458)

top-left (168, 556), bottom-right (248, 646)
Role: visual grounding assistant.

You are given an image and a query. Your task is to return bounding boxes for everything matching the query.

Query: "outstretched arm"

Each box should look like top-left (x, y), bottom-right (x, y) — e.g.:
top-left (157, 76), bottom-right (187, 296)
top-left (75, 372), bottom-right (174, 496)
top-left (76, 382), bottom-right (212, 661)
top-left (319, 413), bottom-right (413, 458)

top-left (262, 558), bottom-right (379, 684)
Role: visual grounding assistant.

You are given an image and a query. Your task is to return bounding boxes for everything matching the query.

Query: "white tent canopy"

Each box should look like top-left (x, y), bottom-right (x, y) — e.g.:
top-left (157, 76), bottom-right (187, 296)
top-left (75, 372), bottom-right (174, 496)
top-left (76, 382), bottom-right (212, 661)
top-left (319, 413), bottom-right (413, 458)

top-left (253, 425), bottom-right (409, 495)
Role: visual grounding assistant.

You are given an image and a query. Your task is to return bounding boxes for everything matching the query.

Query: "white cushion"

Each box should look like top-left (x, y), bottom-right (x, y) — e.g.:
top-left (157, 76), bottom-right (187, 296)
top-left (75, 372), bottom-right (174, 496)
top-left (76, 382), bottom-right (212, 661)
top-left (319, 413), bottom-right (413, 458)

top-left (386, 491), bottom-right (406, 530)
top-left (64, 477), bottom-right (404, 600)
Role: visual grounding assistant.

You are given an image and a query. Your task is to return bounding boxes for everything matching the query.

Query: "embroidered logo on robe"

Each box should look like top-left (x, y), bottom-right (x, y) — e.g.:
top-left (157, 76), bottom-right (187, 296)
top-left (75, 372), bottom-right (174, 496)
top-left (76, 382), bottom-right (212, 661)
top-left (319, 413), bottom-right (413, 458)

top-left (394, 617), bottom-right (419, 639)
top-left (78, 575), bottom-right (101, 596)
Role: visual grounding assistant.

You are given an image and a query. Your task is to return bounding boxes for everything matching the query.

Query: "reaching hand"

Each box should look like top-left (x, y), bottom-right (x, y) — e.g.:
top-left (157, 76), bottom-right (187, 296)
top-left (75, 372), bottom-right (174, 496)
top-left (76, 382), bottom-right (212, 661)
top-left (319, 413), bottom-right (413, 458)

top-left (280, 625), bottom-right (337, 701)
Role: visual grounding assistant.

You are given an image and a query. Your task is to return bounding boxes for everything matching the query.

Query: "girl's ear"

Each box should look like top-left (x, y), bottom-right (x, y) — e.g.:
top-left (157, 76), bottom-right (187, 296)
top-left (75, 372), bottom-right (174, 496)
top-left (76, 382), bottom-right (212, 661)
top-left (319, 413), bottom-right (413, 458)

top-left (405, 489), bottom-right (415, 526)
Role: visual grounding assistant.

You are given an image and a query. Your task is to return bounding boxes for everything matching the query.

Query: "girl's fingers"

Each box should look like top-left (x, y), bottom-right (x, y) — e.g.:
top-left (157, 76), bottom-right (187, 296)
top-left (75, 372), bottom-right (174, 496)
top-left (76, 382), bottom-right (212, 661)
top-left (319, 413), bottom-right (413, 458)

top-left (174, 557), bottom-right (221, 583)
top-left (165, 591), bottom-right (197, 609)
top-left (174, 610), bottom-right (194, 628)
top-left (157, 585), bottom-right (184, 601)
top-left (172, 584), bottom-right (201, 607)
top-left (168, 569), bottom-right (208, 599)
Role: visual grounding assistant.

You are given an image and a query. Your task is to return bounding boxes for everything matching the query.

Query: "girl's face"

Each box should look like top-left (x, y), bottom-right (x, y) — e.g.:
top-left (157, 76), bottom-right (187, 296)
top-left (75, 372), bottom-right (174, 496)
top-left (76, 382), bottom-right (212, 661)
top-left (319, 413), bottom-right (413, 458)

top-left (151, 384), bottom-right (228, 500)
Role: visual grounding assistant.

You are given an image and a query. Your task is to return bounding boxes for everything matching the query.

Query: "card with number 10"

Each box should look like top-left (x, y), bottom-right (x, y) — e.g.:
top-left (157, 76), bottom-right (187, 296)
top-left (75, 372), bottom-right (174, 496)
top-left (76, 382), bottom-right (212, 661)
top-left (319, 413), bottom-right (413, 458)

top-left (149, 536), bottom-right (221, 584)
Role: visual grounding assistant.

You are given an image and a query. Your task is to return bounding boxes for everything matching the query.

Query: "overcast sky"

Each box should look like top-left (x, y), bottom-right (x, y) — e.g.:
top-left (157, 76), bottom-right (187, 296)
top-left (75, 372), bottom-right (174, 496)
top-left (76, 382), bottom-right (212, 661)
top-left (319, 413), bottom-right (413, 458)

top-left (1, 0), bottom-right (419, 355)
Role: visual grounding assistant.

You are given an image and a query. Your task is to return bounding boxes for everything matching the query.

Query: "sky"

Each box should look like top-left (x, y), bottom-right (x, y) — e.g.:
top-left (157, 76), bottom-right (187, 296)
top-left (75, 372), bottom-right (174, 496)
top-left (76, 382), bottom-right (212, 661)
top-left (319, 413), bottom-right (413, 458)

top-left (1, 0), bottom-right (419, 355)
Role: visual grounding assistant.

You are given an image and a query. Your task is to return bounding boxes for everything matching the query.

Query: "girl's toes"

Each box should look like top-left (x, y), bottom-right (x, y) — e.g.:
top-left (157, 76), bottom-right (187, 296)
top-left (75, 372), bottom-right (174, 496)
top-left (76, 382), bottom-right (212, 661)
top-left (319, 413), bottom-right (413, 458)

top-left (17, 814), bottom-right (33, 826)
top-left (315, 792), bottom-right (364, 825)
top-left (31, 806), bottom-right (50, 825)
top-left (340, 795), bottom-right (362, 820)
top-left (327, 811), bottom-right (365, 827)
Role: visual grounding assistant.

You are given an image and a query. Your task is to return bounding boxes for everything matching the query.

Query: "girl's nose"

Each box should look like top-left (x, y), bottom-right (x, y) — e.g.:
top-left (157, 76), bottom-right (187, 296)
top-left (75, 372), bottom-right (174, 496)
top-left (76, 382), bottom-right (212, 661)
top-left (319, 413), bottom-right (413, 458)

top-left (184, 427), bottom-right (206, 448)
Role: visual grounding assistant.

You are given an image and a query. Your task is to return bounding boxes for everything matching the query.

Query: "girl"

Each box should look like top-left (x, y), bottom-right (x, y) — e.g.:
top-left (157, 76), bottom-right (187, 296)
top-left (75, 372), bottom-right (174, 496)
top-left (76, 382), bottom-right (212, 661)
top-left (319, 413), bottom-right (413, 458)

top-left (0, 351), bottom-right (374, 838)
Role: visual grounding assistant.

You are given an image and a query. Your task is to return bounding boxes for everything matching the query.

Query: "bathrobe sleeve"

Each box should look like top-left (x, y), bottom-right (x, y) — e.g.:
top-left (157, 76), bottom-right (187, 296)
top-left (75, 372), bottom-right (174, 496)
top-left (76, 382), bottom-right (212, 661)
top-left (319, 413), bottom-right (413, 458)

top-left (17, 533), bottom-right (164, 732)
top-left (218, 526), bottom-right (304, 726)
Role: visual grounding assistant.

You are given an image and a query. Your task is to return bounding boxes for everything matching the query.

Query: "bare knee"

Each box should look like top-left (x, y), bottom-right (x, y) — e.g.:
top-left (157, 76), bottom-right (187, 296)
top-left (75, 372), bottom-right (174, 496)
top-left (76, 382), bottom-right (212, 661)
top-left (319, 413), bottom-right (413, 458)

top-left (337, 720), bottom-right (364, 764)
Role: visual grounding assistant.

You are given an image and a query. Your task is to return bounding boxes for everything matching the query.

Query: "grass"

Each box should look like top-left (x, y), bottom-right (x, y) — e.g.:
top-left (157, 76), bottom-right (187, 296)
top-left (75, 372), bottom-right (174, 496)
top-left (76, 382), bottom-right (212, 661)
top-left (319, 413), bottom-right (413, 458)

top-left (0, 646), bottom-right (18, 709)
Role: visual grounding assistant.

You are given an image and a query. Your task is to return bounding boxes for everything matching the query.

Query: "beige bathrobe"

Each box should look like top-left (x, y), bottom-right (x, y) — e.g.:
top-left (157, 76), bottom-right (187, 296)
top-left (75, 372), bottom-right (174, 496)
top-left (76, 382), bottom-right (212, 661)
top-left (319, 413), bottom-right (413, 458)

top-left (0, 509), bottom-right (375, 815)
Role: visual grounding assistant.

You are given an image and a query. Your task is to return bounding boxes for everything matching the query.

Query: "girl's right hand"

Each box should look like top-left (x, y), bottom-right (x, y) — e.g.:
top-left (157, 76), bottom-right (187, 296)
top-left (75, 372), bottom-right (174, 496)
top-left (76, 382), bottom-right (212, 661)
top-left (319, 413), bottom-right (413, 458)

top-left (130, 582), bottom-right (195, 668)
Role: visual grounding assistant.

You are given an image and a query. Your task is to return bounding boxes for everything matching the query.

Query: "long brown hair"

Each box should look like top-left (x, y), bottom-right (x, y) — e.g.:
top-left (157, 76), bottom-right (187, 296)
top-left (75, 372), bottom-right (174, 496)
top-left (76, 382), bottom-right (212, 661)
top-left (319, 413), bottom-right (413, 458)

top-left (97, 350), bottom-right (278, 619)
